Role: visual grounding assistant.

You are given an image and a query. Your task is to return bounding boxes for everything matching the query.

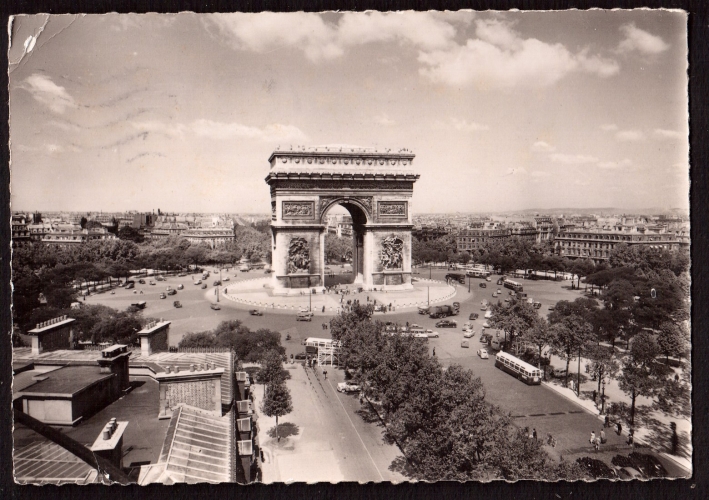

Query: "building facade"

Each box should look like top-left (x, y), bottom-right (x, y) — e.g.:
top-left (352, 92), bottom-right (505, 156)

top-left (555, 228), bottom-right (681, 263)
top-left (456, 227), bottom-right (510, 252)
top-left (181, 227), bottom-right (236, 248)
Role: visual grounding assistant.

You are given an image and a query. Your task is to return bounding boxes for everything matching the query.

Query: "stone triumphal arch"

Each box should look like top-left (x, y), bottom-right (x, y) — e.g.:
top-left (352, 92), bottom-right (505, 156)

top-left (266, 146), bottom-right (419, 295)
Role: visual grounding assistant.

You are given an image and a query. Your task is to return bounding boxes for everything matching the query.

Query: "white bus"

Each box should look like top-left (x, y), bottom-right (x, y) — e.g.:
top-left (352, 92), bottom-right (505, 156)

top-left (503, 278), bottom-right (524, 292)
top-left (494, 351), bottom-right (542, 385)
top-left (466, 269), bottom-right (491, 278)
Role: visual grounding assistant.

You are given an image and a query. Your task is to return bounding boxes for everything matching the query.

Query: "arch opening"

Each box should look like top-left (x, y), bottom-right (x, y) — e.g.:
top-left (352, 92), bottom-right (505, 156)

top-left (322, 202), bottom-right (367, 287)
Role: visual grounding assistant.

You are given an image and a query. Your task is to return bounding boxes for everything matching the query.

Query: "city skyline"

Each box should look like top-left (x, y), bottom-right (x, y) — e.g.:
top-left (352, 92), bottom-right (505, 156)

top-left (9, 11), bottom-right (689, 213)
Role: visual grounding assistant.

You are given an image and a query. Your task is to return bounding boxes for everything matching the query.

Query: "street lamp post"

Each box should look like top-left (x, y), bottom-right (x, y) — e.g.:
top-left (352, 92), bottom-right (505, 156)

top-left (577, 347), bottom-right (582, 397)
top-left (601, 379), bottom-right (606, 415)
top-left (468, 275), bottom-right (471, 293)
top-left (427, 286), bottom-right (430, 306)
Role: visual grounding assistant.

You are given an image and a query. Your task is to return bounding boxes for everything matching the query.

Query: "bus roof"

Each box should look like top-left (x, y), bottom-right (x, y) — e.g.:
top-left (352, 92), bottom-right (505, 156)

top-left (305, 337), bottom-right (334, 344)
top-left (495, 351), bottom-right (540, 373)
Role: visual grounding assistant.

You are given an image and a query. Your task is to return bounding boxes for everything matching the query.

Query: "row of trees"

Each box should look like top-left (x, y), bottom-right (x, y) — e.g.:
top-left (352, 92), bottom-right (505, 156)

top-left (329, 304), bottom-right (588, 480)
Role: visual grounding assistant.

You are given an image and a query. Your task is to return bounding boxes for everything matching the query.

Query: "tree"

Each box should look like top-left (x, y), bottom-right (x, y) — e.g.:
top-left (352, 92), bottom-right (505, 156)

top-left (116, 226), bottom-right (145, 243)
top-left (654, 369), bottom-right (691, 419)
top-left (617, 332), bottom-right (671, 428)
top-left (548, 313), bottom-right (594, 388)
top-left (257, 349), bottom-right (289, 386)
top-left (657, 321), bottom-right (690, 363)
top-left (79, 216), bottom-right (88, 229)
top-left (584, 343), bottom-right (619, 398)
top-left (178, 331), bottom-right (218, 348)
top-left (261, 380), bottom-right (293, 442)
top-left (522, 318), bottom-right (554, 379)
top-left (489, 298), bottom-right (539, 351)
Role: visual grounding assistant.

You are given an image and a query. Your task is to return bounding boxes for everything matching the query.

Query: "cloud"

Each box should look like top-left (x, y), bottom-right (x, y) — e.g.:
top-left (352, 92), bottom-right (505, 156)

top-left (600, 124), bottom-right (619, 132)
top-left (617, 23), bottom-right (670, 55)
top-left (433, 118), bottom-right (489, 132)
top-left (597, 159), bottom-right (633, 170)
top-left (615, 129), bottom-right (645, 142)
top-left (653, 128), bottom-right (684, 140)
top-left (374, 113), bottom-right (396, 126)
top-left (23, 74), bottom-right (76, 113)
top-left (191, 119), bottom-right (308, 142)
top-left (530, 171), bottom-right (551, 177)
top-left (418, 19), bottom-right (619, 88)
top-left (549, 153), bottom-right (599, 164)
top-left (132, 119), bottom-right (308, 143)
top-left (531, 141), bottom-right (555, 152)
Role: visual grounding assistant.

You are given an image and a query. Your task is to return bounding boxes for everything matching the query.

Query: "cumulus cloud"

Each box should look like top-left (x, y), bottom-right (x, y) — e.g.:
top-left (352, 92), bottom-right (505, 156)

top-left (374, 113), bottom-right (396, 126)
top-left (131, 119), bottom-right (308, 142)
top-left (617, 23), bottom-right (670, 55)
top-left (653, 128), bottom-right (684, 140)
top-left (23, 74), bottom-right (76, 113)
top-left (204, 13), bottom-right (619, 88)
top-left (550, 153), bottom-right (599, 165)
top-left (615, 129), bottom-right (645, 142)
top-left (597, 158), bottom-right (633, 170)
top-left (531, 141), bottom-right (555, 152)
top-left (600, 123), bottom-right (619, 132)
top-left (418, 19), bottom-right (619, 88)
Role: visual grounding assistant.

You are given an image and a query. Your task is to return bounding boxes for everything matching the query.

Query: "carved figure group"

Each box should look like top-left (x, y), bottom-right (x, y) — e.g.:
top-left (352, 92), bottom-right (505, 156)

top-left (380, 236), bottom-right (404, 270)
top-left (288, 238), bottom-right (311, 274)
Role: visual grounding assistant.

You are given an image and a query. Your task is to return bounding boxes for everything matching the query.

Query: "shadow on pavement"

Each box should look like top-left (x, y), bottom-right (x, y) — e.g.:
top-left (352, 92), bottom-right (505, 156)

top-left (388, 456), bottom-right (417, 480)
top-left (644, 415), bottom-right (691, 458)
top-left (267, 422), bottom-right (300, 439)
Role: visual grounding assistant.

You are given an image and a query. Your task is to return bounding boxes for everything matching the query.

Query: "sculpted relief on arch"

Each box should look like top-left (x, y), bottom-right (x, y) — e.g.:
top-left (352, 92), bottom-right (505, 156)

top-left (379, 235), bottom-right (404, 270)
top-left (287, 237), bottom-right (311, 274)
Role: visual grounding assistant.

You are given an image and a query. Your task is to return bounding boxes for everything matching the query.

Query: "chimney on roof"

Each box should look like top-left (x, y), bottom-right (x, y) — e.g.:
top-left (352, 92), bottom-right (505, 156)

top-left (91, 419), bottom-right (128, 469)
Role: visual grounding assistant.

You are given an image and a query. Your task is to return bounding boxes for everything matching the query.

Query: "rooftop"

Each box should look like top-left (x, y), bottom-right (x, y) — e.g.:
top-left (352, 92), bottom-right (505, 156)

top-left (14, 439), bottom-right (98, 485)
top-left (19, 366), bottom-right (113, 396)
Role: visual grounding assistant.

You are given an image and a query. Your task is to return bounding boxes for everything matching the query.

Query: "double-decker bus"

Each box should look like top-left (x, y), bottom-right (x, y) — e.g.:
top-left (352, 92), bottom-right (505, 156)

top-left (494, 351), bottom-right (542, 385)
top-left (503, 278), bottom-right (524, 292)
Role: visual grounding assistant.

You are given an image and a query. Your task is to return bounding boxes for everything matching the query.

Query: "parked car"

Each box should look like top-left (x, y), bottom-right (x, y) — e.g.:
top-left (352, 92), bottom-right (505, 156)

top-left (479, 283), bottom-right (487, 288)
top-left (149, 281), bottom-right (156, 285)
top-left (173, 301), bottom-right (182, 308)
top-left (463, 330), bottom-right (475, 338)
top-left (504, 298), bottom-right (511, 303)
top-left (159, 293), bottom-right (166, 299)
top-left (166, 286), bottom-right (173, 291)
top-left (249, 309), bottom-right (263, 316)
top-left (486, 277), bottom-right (492, 282)
top-left (337, 382), bottom-right (361, 393)
top-left (497, 289), bottom-right (502, 294)
top-left (549, 305), bottom-right (556, 311)
top-left (427, 331), bottom-right (440, 338)
top-left (223, 276), bottom-right (230, 281)
top-left (138, 279), bottom-right (146, 284)
top-left (155, 276), bottom-right (165, 282)
top-left (461, 340), bottom-right (470, 348)
top-left (296, 311), bottom-right (314, 321)
top-left (210, 303), bottom-right (221, 310)
top-left (201, 284), bottom-right (208, 289)
top-left (481, 305), bottom-right (488, 311)
top-left (497, 279), bottom-right (504, 285)
top-left (551, 367), bottom-right (566, 378)
top-left (213, 280), bottom-right (222, 286)
top-left (413, 332), bottom-right (429, 339)
top-left (167, 289), bottom-right (177, 296)
top-left (177, 284), bottom-right (184, 290)
top-left (195, 279), bottom-right (202, 285)
top-left (613, 466), bottom-right (644, 480)
top-left (295, 352), bottom-right (307, 360)
top-left (469, 313), bottom-right (479, 320)
top-left (178, 273), bottom-right (186, 277)
top-left (483, 321), bottom-right (491, 328)
top-left (435, 319), bottom-right (457, 328)
top-left (477, 348), bottom-right (489, 359)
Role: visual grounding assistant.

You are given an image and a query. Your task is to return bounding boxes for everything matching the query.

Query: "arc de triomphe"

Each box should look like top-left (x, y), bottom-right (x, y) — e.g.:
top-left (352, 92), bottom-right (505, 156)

top-left (266, 146), bottom-right (419, 295)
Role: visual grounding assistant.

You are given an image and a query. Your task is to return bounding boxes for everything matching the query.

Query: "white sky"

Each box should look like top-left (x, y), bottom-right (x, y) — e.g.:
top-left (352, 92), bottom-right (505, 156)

top-left (8, 10), bottom-right (689, 214)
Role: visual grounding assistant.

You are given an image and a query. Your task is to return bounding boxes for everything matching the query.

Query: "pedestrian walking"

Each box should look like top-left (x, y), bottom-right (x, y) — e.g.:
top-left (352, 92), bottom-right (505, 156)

top-left (594, 437), bottom-right (600, 451)
top-left (323, 369), bottom-right (328, 380)
top-left (533, 428), bottom-right (538, 442)
top-left (627, 429), bottom-right (634, 448)
top-left (600, 429), bottom-right (606, 444)
top-left (592, 390), bottom-right (597, 404)
top-left (616, 422), bottom-right (622, 436)
top-left (589, 431), bottom-right (596, 445)
top-left (432, 347), bottom-right (436, 357)
top-left (604, 415), bottom-right (610, 428)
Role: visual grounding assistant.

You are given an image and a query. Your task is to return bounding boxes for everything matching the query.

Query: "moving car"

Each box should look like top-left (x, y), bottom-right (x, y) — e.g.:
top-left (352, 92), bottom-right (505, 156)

top-left (195, 279), bottom-right (202, 285)
top-left (177, 284), bottom-right (184, 290)
top-left (223, 276), bottom-right (230, 281)
top-left (178, 273), bottom-right (186, 277)
top-left (249, 309), bottom-right (263, 316)
top-left (210, 303), bottom-right (221, 310)
top-left (337, 382), bottom-right (361, 393)
top-left (155, 276), bottom-right (165, 282)
top-left (483, 321), bottom-right (491, 328)
top-left (126, 282), bottom-right (135, 290)
top-left (138, 279), bottom-right (146, 284)
top-left (548, 305), bottom-right (556, 311)
top-left (201, 284), bottom-right (208, 289)
top-left (149, 281), bottom-right (156, 285)
top-left (551, 367), bottom-right (566, 378)
top-left (481, 305), bottom-right (488, 311)
top-left (479, 283), bottom-right (487, 288)
top-left (213, 280), bottom-right (222, 286)
top-left (295, 352), bottom-right (307, 360)
top-left (427, 331), bottom-right (440, 338)
top-left (497, 289), bottom-right (502, 294)
top-left (159, 293), bottom-right (166, 299)
top-left (173, 300), bottom-right (182, 308)
top-left (167, 289), bottom-right (177, 296)
top-left (461, 340), bottom-right (470, 348)
top-left (296, 311), bottom-right (314, 321)
top-left (435, 319), bottom-right (457, 328)
top-left (477, 348), bottom-right (489, 359)
top-left (469, 313), bottom-right (479, 320)
top-left (486, 277), bottom-right (492, 282)
top-left (413, 332), bottom-right (429, 339)
top-left (463, 330), bottom-right (475, 338)
top-left (166, 286), bottom-right (173, 291)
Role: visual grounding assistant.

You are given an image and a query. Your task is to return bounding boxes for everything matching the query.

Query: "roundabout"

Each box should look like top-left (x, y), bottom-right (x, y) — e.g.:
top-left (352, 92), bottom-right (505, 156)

top-left (218, 276), bottom-right (457, 315)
